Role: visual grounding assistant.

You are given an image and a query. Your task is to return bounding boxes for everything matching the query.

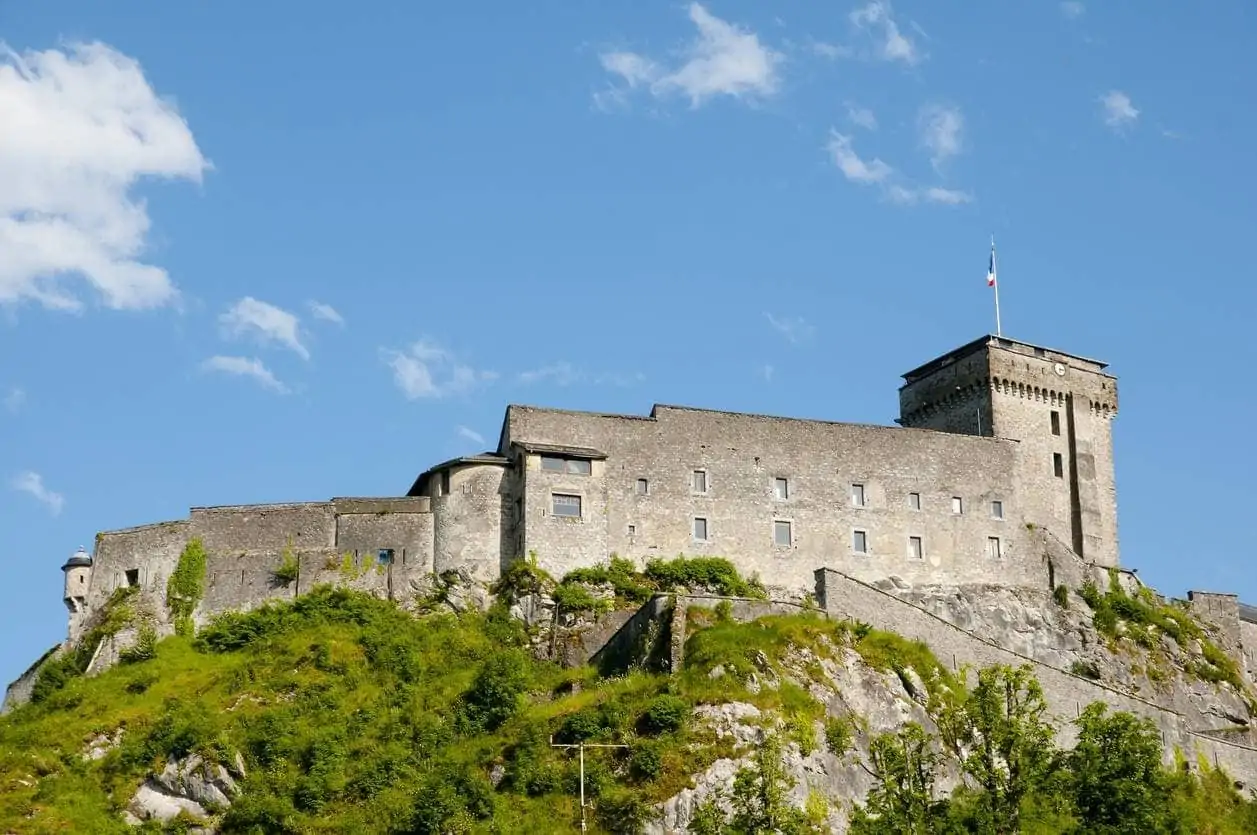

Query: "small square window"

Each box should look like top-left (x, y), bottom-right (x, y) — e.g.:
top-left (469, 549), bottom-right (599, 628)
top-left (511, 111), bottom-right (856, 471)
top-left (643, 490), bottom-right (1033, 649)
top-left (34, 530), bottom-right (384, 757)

top-left (1050, 411), bottom-right (1061, 436)
top-left (987, 536), bottom-right (1003, 559)
top-left (125, 568), bottom-right (140, 587)
top-left (991, 500), bottom-right (1004, 520)
top-left (692, 470), bottom-right (708, 494)
top-left (909, 536), bottom-right (923, 560)
top-left (851, 483), bottom-right (866, 507)
top-left (852, 530), bottom-right (868, 554)
top-left (773, 477), bottom-right (789, 500)
top-left (693, 517), bottom-right (709, 541)
top-left (636, 478), bottom-right (649, 495)
top-left (774, 520), bottom-right (792, 547)
top-left (952, 496), bottom-right (964, 514)
top-left (908, 492), bottom-right (921, 511)
top-left (377, 548), bottom-right (395, 566)
top-left (552, 493), bottom-right (582, 518)
top-left (1053, 453), bottom-right (1064, 478)
top-left (628, 524), bottom-right (636, 536)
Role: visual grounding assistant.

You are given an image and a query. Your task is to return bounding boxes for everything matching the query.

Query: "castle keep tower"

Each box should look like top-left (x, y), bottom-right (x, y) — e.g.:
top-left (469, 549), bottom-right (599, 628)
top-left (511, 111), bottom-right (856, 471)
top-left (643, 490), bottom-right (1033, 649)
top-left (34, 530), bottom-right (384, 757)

top-left (898, 335), bottom-right (1119, 566)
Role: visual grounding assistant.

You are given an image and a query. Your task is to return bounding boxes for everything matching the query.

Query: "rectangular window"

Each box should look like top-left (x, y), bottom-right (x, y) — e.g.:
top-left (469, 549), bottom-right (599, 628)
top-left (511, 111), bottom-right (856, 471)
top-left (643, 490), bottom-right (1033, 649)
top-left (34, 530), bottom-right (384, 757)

top-left (377, 548), bottom-right (395, 566)
top-left (909, 536), bottom-right (923, 560)
top-left (541, 456), bottom-right (591, 475)
top-left (125, 568), bottom-right (140, 587)
top-left (952, 496), bottom-right (964, 514)
top-left (852, 529), bottom-right (868, 554)
top-left (692, 470), bottom-right (708, 494)
top-left (636, 478), bottom-right (649, 495)
top-left (991, 500), bottom-right (1004, 520)
top-left (693, 517), bottom-right (709, 541)
top-left (908, 492), bottom-right (921, 511)
top-left (439, 470), bottom-right (451, 496)
top-left (1050, 410), bottom-right (1061, 436)
top-left (774, 520), bottom-right (792, 547)
top-left (552, 493), bottom-right (582, 518)
top-left (987, 536), bottom-right (1003, 559)
top-left (851, 483), bottom-right (866, 507)
top-left (774, 477), bottom-right (789, 500)
top-left (628, 524), bottom-right (636, 536)
top-left (1053, 453), bottom-right (1064, 478)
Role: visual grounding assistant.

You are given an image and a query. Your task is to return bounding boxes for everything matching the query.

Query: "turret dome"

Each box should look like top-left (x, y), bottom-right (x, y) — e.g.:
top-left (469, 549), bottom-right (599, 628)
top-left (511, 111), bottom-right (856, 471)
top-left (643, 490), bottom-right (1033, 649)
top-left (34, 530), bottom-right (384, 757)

top-left (61, 546), bottom-right (93, 571)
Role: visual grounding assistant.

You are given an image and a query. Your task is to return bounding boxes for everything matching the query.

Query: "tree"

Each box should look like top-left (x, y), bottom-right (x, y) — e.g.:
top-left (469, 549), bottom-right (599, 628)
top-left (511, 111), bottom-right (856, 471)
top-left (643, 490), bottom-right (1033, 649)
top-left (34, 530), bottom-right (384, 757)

top-left (849, 722), bottom-right (950, 835)
top-left (939, 664), bottom-right (1060, 833)
top-left (1067, 703), bottom-right (1173, 834)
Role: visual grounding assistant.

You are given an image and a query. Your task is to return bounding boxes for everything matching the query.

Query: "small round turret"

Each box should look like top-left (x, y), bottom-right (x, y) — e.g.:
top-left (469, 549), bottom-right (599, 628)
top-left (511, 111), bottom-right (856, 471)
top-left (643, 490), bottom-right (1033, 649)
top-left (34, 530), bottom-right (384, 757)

top-left (61, 546), bottom-right (93, 613)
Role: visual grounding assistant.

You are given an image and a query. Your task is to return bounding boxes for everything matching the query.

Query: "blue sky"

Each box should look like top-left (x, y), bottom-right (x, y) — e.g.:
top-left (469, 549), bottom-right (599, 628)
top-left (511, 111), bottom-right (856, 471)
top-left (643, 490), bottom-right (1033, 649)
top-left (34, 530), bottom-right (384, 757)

top-left (2, 1), bottom-right (1256, 685)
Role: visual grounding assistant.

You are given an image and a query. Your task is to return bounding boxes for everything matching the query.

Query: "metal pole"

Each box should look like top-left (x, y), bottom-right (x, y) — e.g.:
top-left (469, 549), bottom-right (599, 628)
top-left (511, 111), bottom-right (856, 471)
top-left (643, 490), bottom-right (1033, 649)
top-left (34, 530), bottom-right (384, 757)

top-left (579, 744), bottom-right (586, 833)
top-left (991, 234), bottom-right (1002, 336)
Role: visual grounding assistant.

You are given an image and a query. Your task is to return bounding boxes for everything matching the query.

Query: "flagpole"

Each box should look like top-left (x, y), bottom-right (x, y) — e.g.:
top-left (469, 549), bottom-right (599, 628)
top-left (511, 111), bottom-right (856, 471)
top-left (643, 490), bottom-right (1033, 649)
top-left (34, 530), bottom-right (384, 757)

top-left (991, 235), bottom-right (1002, 336)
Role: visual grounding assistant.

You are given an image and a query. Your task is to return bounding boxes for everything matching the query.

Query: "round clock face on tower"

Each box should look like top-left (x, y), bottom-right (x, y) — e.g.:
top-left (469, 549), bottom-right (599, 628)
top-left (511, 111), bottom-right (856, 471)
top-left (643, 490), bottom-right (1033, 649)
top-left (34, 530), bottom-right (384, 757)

top-left (1053, 362), bottom-right (1067, 376)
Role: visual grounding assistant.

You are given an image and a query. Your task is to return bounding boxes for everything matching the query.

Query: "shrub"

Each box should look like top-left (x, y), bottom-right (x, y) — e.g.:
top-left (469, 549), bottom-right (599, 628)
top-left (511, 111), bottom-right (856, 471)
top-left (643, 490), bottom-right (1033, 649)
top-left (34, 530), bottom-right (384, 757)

top-left (824, 716), bottom-right (854, 756)
top-left (640, 694), bottom-right (688, 735)
top-left (644, 556), bottom-right (765, 598)
top-left (552, 583), bottom-right (607, 616)
top-left (119, 622), bottom-right (158, 664)
top-left (273, 548), bottom-right (299, 585)
top-left (1053, 584), bottom-right (1070, 609)
top-left (167, 539), bottom-right (208, 637)
top-left (630, 740), bottom-right (664, 781)
top-left (459, 650), bottom-right (532, 732)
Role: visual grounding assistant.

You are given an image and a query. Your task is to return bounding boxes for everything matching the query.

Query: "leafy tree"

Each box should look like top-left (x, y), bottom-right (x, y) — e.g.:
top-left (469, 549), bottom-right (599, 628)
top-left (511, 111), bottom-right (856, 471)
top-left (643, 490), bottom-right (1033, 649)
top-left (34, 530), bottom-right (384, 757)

top-left (849, 722), bottom-right (950, 835)
top-left (1067, 702), bottom-right (1174, 834)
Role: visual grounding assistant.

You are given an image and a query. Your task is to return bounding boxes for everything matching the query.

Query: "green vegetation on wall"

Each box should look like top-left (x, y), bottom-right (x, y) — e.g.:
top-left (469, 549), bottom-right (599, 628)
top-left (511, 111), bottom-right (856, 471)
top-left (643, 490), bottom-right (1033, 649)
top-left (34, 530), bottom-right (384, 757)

top-left (30, 587), bottom-right (139, 704)
top-left (166, 538), bottom-right (208, 638)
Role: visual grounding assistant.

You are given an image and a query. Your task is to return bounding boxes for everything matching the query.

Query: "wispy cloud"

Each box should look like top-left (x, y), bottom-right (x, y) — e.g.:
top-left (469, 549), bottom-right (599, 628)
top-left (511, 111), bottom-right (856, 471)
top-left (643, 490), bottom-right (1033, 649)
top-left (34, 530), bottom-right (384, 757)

top-left (0, 41), bottom-right (209, 312)
top-left (457, 425), bottom-right (486, 446)
top-left (918, 103), bottom-right (964, 169)
top-left (201, 355), bottom-right (289, 393)
top-left (846, 103), bottom-right (878, 131)
top-left (1100, 90), bottom-right (1139, 130)
top-left (220, 297), bottom-right (309, 359)
top-left (384, 339), bottom-right (497, 400)
top-left (517, 361), bottom-right (644, 388)
top-left (810, 40), bottom-right (852, 60)
top-left (11, 470), bottom-right (63, 515)
top-left (598, 3), bottom-right (783, 108)
top-left (849, 1), bottom-right (920, 66)
top-left (308, 300), bottom-right (344, 326)
top-left (1060, 2), bottom-right (1085, 19)
top-left (4, 387), bottom-right (24, 413)
top-left (759, 363), bottom-right (775, 382)
top-left (765, 313), bottom-right (816, 345)
top-left (826, 131), bottom-right (972, 206)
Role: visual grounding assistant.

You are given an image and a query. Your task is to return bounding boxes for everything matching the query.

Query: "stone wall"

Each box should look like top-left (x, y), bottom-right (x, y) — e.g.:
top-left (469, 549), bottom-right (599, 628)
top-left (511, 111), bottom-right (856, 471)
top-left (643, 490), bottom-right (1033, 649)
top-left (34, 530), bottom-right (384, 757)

top-left (1, 644), bottom-right (59, 715)
top-left (432, 463), bottom-right (506, 581)
top-left (1190, 591), bottom-right (1246, 677)
top-left (814, 568), bottom-right (1257, 787)
top-left (507, 404), bottom-right (1041, 592)
top-left (1241, 619), bottom-right (1257, 684)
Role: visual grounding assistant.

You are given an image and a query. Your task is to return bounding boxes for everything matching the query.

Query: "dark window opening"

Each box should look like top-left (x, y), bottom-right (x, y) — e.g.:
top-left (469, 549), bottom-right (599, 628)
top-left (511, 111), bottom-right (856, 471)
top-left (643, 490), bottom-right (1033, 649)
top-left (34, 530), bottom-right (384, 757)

top-left (1050, 411), bottom-right (1061, 436)
top-left (1053, 453), bottom-right (1064, 478)
top-left (125, 569), bottom-right (139, 587)
top-left (378, 548), bottom-right (395, 566)
top-left (636, 478), bottom-right (649, 495)
top-left (439, 470), bottom-right (451, 496)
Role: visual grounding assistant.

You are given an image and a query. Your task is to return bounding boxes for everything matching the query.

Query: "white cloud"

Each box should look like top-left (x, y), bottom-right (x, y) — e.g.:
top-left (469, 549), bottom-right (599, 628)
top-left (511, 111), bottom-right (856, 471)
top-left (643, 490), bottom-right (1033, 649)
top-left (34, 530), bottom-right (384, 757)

top-left (810, 40), bottom-right (852, 60)
top-left (517, 362), bottom-right (644, 387)
top-left (200, 355), bottom-right (288, 393)
top-left (457, 425), bottom-right (486, 446)
top-left (307, 300), bottom-right (343, 326)
top-left (826, 131), bottom-right (972, 206)
top-left (0, 41), bottom-right (208, 312)
top-left (826, 132), bottom-right (893, 184)
top-left (4, 386), bottom-right (24, 413)
top-left (384, 339), bottom-right (497, 400)
top-left (849, 1), bottom-right (920, 66)
top-left (919, 103), bottom-right (964, 168)
top-left (11, 470), bottom-right (63, 514)
top-left (760, 363), bottom-right (775, 382)
top-left (765, 313), bottom-right (815, 345)
top-left (1061, 2), bottom-right (1085, 19)
top-left (220, 297), bottom-right (309, 359)
top-left (599, 3), bottom-right (783, 107)
top-left (846, 103), bottom-right (878, 131)
top-left (1100, 90), bottom-right (1139, 130)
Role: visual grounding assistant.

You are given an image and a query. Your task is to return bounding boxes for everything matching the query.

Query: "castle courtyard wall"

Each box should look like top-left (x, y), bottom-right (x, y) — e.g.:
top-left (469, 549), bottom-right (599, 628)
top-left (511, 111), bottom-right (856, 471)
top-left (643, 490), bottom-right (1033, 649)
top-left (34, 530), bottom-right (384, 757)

top-left (507, 404), bottom-right (1044, 591)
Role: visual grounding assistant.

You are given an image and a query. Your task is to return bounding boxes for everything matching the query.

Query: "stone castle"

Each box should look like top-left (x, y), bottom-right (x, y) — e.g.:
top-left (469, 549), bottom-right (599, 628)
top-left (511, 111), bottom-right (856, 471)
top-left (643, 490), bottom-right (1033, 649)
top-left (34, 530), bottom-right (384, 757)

top-left (10, 334), bottom-right (1257, 716)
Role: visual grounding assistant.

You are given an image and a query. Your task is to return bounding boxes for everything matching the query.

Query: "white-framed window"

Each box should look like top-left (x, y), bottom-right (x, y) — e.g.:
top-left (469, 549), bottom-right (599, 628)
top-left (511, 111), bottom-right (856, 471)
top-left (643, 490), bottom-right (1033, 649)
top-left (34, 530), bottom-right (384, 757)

top-left (952, 496), bottom-right (964, 515)
top-left (852, 529), bottom-right (869, 554)
top-left (908, 492), bottom-right (921, 511)
top-left (636, 478), bottom-right (649, 496)
top-left (692, 470), bottom-right (709, 494)
top-left (774, 519), bottom-right (792, 547)
top-left (693, 517), bottom-right (709, 541)
top-left (542, 456), bottom-right (592, 475)
top-left (552, 493), bottom-right (582, 518)
top-left (991, 500), bottom-right (1004, 520)
top-left (773, 477), bottom-right (789, 500)
top-left (851, 483), bottom-right (866, 507)
top-left (908, 536), bottom-right (923, 560)
top-left (987, 536), bottom-right (1002, 559)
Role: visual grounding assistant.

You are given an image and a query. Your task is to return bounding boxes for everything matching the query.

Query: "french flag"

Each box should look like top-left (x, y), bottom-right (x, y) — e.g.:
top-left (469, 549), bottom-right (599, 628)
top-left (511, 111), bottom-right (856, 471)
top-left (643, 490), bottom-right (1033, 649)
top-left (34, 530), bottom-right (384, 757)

top-left (987, 244), bottom-right (997, 287)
